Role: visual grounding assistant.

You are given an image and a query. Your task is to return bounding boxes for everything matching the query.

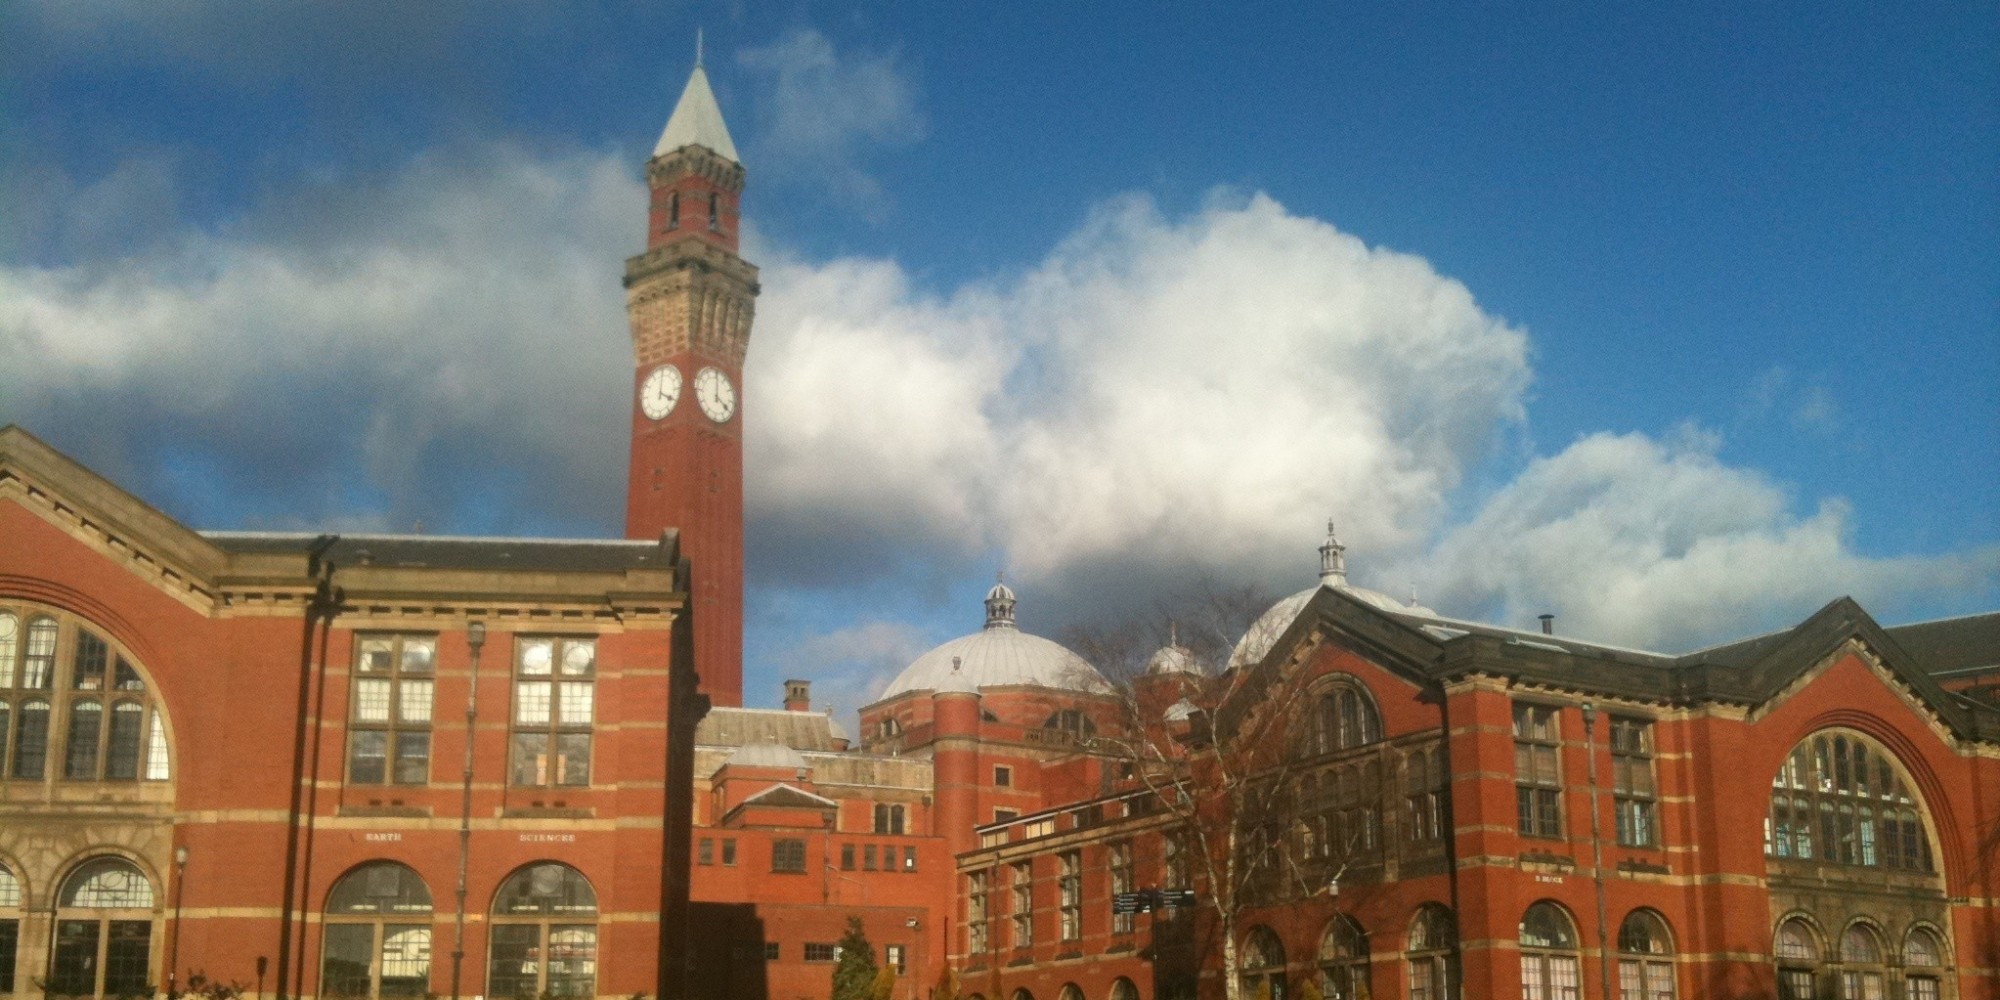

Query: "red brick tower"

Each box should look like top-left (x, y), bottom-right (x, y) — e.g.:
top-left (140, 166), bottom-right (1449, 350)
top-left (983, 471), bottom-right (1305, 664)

top-left (624, 57), bottom-right (756, 706)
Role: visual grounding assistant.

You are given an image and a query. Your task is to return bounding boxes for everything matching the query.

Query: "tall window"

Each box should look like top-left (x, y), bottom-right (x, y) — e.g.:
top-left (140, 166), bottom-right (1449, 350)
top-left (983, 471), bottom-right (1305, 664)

top-left (0, 863), bottom-right (20, 997)
top-left (1765, 731), bottom-right (1933, 871)
top-left (1110, 979), bottom-right (1139, 1000)
top-left (1308, 685), bottom-right (1381, 755)
top-left (1520, 903), bottom-right (1581, 1000)
top-left (51, 858), bottom-right (155, 999)
top-left (488, 864), bottom-right (598, 1000)
top-left (1009, 861), bottom-right (1032, 949)
top-left (1108, 842), bottom-right (1134, 935)
top-left (349, 635), bottom-right (435, 785)
top-left (1057, 852), bottom-right (1081, 942)
top-left (873, 803), bottom-right (906, 834)
top-left (966, 869), bottom-right (990, 953)
top-left (707, 192), bottom-right (720, 231)
top-left (1240, 926), bottom-right (1286, 1000)
top-left (1513, 704), bottom-right (1563, 838)
top-left (323, 863), bottom-right (433, 999)
top-left (1319, 915), bottom-right (1370, 1000)
top-left (1405, 745), bottom-right (1446, 843)
top-left (510, 637), bottom-right (594, 787)
top-left (667, 190), bottom-right (680, 230)
top-left (1616, 910), bottom-right (1676, 1000)
top-left (1, 608), bottom-right (169, 784)
top-left (1609, 717), bottom-right (1658, 847)
top-left (771, 839), bottom-right (806, 873)
top-left (1774, 918), bottom-right (1820, 1000)
top-left (1837, 924), bottom-right (1885, 1000)
top-left (1902, 928), bottom-right (1944, 1000)
top-left (1406, 905), bottom-right (1457, 1000)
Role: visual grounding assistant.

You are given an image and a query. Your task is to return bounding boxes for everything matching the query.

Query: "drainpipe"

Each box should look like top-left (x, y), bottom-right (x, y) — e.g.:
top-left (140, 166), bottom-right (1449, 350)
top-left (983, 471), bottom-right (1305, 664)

top-left (276, 535), bottom-right (338, 1000)
top-left (1581, 703), bottom-right (1614, 1000)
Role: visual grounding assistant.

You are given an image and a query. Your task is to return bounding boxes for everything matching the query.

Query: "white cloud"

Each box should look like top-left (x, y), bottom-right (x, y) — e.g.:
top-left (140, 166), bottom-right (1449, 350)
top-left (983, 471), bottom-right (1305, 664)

top-left (1407, 429), bottom-right (1999, 649)
top-left (773, 620), bottom-right (933, 726)
top-left (736, 29), bottom-right (925, 208)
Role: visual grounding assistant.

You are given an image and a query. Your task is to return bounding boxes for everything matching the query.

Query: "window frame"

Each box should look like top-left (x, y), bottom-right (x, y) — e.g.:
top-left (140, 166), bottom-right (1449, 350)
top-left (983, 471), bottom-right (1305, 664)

top-left (1057, 851), bottom-right (1081, 942)
top-left (1513, 703), bottom-right (1564, 839)
top-left (485, 863), bottom-right (599, 1000)
top-left (347, 634), bottom-right (437, 786)
top-left (508, 636), bottom-right (596, 788)
top-left (1, 607), bottom-right (170, 786)
top-left (1609, 716), bottom-right (1659, 848)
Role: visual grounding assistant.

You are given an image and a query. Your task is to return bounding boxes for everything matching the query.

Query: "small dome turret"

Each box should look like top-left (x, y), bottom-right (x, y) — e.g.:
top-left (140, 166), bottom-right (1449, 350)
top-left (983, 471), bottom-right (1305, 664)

top-left (1145, 623), bottom-right (1205, 676)
top-left (726, 740), bottom-right (807, 771)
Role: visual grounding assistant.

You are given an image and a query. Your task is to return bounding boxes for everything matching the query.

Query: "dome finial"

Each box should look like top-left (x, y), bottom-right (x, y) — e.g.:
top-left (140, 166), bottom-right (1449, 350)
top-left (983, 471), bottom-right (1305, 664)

top-left (1319, 518), bottom-right (1348, 586)
top-left (984, 573), bottom-right (1017, 630)
top-left (1168, 621), bottom-right (1179, 648)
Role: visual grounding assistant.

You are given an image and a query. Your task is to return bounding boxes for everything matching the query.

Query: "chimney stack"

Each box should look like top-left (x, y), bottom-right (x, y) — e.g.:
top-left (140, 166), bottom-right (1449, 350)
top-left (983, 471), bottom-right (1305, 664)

top-left (784, 679), bottom-right (811, 712)
top-left (1537, 614), bottom-right (1554, 635)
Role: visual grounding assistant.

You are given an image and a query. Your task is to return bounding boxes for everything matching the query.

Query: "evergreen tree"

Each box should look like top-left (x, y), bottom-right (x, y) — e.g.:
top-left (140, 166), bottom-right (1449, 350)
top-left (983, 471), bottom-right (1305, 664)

top-left (933, 967), bottom-right (962, 1000)
top-left (831, 916), bottom-right (879, 1000)
top-left (869, 965), bottom-right (897, 1000)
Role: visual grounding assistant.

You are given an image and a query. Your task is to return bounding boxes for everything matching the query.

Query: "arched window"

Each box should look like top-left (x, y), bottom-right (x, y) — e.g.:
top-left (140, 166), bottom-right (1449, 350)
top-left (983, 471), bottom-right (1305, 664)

top-left (1240, 926), bottom-right (1286, 999)
top-left (1058, 985), bottom-right (1084, 1000)
top-left (1520, 902), bottom-right (1581, 1000)
top-left (1902, 927), bottom-right (1945, 1000)
top-left (1, 607), bottom-right (170, 784)
top-left (1837, 924), bottom-right (1886, 1000)
top-left (1318, 914), bottom-right (1370, 999)
top-left (1774, 917), bottom-right (1821, 1000)
top-left (1765, 731), bottom-right (1932, 872)
top-left (323, 863), bottom-right (434, 998)
top-left (1011, 990), bottom-right (1035, 1000)
top-left (50, 858), bottom-right (155, 998)
top-left (1109, 978), bottom-right (1139, 1000)
top-left (1306, 684), bottom-right (1381, 755)
top-left (488, 863), bottom-right (598, 999)
top-left (1617, 909), bottom-right (1675, 1000)
top-left (0, 861), bottom-right (22, 995)
top-left (1406, 906), bottom-right (1456, 1000)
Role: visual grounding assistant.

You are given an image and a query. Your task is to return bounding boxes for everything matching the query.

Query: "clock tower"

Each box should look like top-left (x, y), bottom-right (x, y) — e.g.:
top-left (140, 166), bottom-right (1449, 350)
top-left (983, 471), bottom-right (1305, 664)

top-left (625, 56), bottom-right (757, 707)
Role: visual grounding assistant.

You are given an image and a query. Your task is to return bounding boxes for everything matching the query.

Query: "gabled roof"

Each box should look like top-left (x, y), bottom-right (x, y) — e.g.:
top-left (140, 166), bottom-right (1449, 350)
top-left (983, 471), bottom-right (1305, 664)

top-left (1232, 580), bottom-right (2000, 744)
top-left (740, 783), bottom-right (838, 810)
top-left (697, 706), bottom-right (845, 751)
top-left (654, 64), bottom-right (739, 162)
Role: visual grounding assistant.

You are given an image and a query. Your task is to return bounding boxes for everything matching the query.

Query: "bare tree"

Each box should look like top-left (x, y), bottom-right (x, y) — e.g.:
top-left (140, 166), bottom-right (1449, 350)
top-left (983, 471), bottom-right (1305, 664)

top-left (1062, 581), bottom-right (1382, 1000)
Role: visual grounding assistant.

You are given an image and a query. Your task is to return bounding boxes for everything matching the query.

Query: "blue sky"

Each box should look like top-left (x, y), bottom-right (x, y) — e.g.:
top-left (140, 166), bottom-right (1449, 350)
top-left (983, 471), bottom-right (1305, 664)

top-left (4, 2), bottom-right (1996, 719)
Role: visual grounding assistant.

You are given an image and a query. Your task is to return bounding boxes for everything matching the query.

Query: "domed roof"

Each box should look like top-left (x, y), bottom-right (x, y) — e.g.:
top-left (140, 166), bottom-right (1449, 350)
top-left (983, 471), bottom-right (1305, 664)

top-left (823, 710), bottom-right (850, 743)
top-left (881, 579), bottom-right (1110, 699)
top-left (1163, 697), bottom-right (1200, 722)
top-left (726, 740), bottom-right (807, 770)
top-left (1145, 624), bottom-right (1205, 676)
top-left (1226, 523), bottom-right (1435, 671)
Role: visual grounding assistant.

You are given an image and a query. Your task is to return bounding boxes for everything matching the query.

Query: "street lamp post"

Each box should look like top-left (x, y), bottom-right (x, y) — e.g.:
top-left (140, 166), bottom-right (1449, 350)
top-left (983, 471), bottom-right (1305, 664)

top-left (451, 622), bottom-right (486, 1000)
top-left (169, 845), bottom-right (190, 997)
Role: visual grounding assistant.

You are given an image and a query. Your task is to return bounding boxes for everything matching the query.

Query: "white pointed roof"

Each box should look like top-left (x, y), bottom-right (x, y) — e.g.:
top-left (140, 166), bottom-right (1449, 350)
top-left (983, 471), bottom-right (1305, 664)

top-left (654, 64), bottom-right (739, 162)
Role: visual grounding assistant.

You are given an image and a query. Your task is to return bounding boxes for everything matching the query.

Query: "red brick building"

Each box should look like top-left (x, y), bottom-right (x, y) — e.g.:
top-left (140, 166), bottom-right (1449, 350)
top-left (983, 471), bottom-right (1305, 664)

top-left (5, 47), bottom-right (1997, 1000)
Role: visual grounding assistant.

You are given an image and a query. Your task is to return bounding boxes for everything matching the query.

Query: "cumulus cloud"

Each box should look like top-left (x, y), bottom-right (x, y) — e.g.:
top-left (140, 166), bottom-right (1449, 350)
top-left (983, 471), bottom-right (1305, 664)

top-left (736, 29), bottom-right (925, 209)
top-left (0, 144), bottom-right (640, 533)
top-left (1406, 429), bottom-right (2000, 649)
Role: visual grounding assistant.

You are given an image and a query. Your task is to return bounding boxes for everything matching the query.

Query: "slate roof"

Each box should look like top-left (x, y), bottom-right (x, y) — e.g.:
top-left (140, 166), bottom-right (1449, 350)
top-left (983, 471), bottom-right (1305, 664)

top-left (203, 531), bottom-right (673, 574)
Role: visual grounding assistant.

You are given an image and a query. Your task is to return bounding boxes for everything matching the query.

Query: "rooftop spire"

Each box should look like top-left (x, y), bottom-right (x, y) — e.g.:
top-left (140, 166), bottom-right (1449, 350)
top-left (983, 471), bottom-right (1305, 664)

top-left (653, 44), bottom-right (740, 162)
top-left (1318, 519), bottom-right (1348, 586)
top-left (984, 571), bottom-right (1017, 630)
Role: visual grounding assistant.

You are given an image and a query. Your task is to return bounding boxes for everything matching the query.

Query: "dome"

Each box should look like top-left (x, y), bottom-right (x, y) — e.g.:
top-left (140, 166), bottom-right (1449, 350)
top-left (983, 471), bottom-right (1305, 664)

top-left (881, 581), bottom-right (1109, 699)
top-left (1226, 522), bottom-right (1435, 671)
top-left (726, 740), bottom-right (807, 771)
top-left (1163, 697), bottom-right (1200, 722)
top-left (823, 710), bottom-right (850, 743)
top-left (1145, 624), bottom-right (1205, 676)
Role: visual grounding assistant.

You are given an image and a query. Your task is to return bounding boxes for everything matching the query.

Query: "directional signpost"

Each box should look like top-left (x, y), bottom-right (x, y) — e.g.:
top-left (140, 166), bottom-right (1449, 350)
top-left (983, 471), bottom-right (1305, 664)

top-left (1112, 887), bottom-right (1197, 915)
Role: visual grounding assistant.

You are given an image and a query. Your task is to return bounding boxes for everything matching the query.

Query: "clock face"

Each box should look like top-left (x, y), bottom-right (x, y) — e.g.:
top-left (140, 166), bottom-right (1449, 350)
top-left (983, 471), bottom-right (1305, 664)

top-left (639, 365), bottom-right (682, 420)
top-left (694, 366), bottom-right (736, 423)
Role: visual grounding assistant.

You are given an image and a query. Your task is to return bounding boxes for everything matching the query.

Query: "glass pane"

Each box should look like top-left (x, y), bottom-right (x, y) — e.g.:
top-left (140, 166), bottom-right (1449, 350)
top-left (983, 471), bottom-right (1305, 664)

top-left (104, 920), bottom-right (152, 995)
top-left (359, 638), bottom-right (395, 674)
top-left (64, 859), bottom-right (153, 907)
top-left (399, 679), bottom-right (433, 724)
top-left (329, 863), bottom-right (432, 914)
top-left (401, 639), bottom-right (436, 674)
top-left (13, 700), bottom-right (49, 780)
top-left (114, 658), bottom-right (145, 691)
top-left (394, 733), bottom-right (430, 784)
top-left (0, 867), bottom-right (18, 907)
top-left (23, 620), bottom-right (57, 689)
top-left (65, 701), bottom-right (103, 779)
top-left (350, 731), bottom-right (388, 784)
top-left (0, 703), bottom-right (9, 778)
top-left (487, 924), bottom-right (542, 1000)
top-left (106, 702), bottom-right (145, 780)
top-left (560, 641), bottom-right (594, 676)
top-left (379, 925), bottom-right (431, 997)
top-left (146, 710), bottom-right (171, 780)
top-left (322, 923), bottom-right (375, 998)
top-left (556, 734), bottom-right (590, 786)
top-left (557, 683), bottom-right (593, 726)
top-left (516, 682), bottom-right (552, 725)
top-left (518, 640), bottom-right (554, 677)
top-left (355, 679), bottom-right (393, 723)
top-left (50, 920), bottom-right (100, 996)
top-left (0, 612), bottom-right (15, 688)
top-left (546, 926), bottom-right (597, 997)
top-left (495, 865), bottom-right (597, 916)
top-left (73, 631), bottom-right (108, 690)
top-left (511, 733), bottom-right (550, 786)
top-left (0, 919), bottom-right (18, 996)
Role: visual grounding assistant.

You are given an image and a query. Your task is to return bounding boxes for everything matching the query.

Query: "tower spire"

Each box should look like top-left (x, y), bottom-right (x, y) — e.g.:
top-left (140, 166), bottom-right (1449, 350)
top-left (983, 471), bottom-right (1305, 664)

top-left (654, 46), bottom-right (739, 162)
top-left (695, 27), bottom-right (704, 68)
